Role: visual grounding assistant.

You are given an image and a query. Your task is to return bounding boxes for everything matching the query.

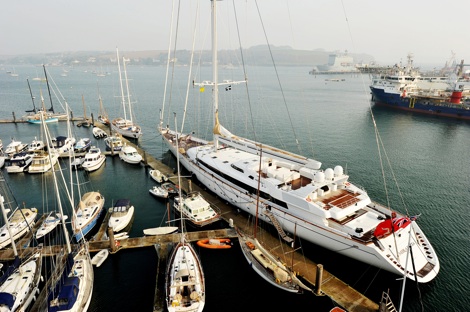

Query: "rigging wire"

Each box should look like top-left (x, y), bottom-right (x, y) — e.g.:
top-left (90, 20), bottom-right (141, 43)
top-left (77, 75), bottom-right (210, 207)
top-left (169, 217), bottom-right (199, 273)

top-left (339, 0), bottom-right (424, 309)
top-left (251, 0), bottom-right (301, 153)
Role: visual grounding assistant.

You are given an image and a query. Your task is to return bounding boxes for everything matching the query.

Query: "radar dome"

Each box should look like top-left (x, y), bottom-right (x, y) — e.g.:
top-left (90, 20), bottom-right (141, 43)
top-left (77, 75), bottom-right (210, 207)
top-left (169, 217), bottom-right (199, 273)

top-left (334, 166), bottom-right (344, 177)
top-left (314, 171), bottom-right (325, 183)
top-left (325, 168), bottom-right (334, 180)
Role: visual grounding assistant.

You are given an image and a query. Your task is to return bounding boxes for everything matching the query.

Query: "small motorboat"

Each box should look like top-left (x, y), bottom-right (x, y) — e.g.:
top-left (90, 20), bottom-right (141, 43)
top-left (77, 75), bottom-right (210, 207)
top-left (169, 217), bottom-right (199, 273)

top-left (108, 199), bottom-right (135, 233)
top-left (4, 139), bottom-right (28, 157)
top-left (149, 169), bottom-right (169, 183)
top-left (71, 157), bottom-right (85, 170)
top-left (104, 135), bottom-right (123, 151)
top-left (74, 138), bottom-right (92, 153)
top-left (27, 137), bottom-right (46, 152)
top-left (5, 152), bottom-right (33, 173)
top-left (149, 185), bottom-right (169, 199)
top-left (91, 249), bottom-right (109, 267)
top-left (114, 232), bottom-right (128, 238)
top-left (197, 238), bottom-right (232, 249)
top-left (143, 227), bottom-right (178, 236)
top-left (93, 127), bottom-right (108, 139)
top-left (119, 145), bottom-right (142, 165)
top-left (81, 146), bottom-right (106, 172)
top-left (160, 182), bottom-right (179, 196)
top-left (114, 234), bottom-right (129, 241)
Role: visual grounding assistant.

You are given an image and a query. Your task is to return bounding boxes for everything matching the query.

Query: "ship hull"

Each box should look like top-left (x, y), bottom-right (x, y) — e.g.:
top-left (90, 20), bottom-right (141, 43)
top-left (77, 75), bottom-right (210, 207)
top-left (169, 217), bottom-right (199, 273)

top-left (370, 87), bottom-right (470, 120)
top-left (162, 135), bottom-right (439, 283)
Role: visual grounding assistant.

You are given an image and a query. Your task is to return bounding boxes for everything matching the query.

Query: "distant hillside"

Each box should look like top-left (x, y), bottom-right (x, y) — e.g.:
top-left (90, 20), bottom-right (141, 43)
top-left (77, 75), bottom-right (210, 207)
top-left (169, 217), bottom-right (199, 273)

top-left (0, 46), bottom-right (375, 67)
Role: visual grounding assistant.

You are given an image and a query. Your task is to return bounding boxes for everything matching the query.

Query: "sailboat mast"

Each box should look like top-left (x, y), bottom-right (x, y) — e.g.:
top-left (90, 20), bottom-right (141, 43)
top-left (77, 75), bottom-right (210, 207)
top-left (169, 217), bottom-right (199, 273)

top-left (82, 94), bottom-right (87, 119)
top-left (0, 194), bottom-right (18, 256)
top-left (116, 48), bottom-right (128, 121)
top-left (123, 58), bottom-right (133, 123)
top-left (174, 113), bottom-right (185, 241)
top-left (254, 146), bottom-right (263, 238)
top-left (26, 78), bottom-right (36, 113)
top-left (212, 0), bottom-right (219, 150)
top-left (43, 65), bottom-right (55, 113)
top-left (41, 110), bottom-right (72, 253)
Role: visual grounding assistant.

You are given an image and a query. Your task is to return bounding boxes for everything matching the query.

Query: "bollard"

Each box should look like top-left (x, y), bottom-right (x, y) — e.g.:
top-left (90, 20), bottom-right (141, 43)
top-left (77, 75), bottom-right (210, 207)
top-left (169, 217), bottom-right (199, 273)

top-left (109, 227), bottom-right (117, 252)
top-left (315, 264), bottom-right (323, 296)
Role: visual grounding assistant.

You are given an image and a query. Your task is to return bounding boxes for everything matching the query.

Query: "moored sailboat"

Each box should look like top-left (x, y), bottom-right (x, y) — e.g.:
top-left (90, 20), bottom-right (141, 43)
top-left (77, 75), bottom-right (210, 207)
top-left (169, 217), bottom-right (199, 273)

top-left (97, 91), bottom-right (110, 126)
top-left (29, 108), bottom-right (94, 312)
top-left (111, 48), bottom-right (142, 139)
top-left (0, 206), bottom-right (38, 249)
top-left (0, 170), bottom-right (43, 312)
top-left (165, 114), bottom-right (205, 312)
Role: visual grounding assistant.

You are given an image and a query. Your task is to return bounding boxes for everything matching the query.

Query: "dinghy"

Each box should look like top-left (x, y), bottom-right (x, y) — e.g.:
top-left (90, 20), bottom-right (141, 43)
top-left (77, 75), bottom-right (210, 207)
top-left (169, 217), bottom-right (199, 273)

top-left (91, 249), bottom-right (109, 267)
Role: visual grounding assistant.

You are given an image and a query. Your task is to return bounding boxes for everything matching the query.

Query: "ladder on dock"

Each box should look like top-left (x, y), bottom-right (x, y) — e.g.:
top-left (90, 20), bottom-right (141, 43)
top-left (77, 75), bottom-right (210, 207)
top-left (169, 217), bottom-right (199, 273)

top-left (263, 210), bottom-right (293, 243)
top-left (379, 290), bottom-right (398, 312)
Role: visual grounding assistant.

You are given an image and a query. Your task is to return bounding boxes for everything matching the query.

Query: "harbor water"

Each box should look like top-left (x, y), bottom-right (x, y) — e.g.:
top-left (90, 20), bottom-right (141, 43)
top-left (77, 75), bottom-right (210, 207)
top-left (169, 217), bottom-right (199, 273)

top-left (0, 65), bottom-right (469, 311)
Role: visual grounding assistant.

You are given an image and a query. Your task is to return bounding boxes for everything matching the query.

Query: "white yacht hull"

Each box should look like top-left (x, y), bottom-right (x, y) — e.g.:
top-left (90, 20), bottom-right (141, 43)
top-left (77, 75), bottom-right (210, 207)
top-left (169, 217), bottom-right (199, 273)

top-left (162, 135), bottom-right (439, 283)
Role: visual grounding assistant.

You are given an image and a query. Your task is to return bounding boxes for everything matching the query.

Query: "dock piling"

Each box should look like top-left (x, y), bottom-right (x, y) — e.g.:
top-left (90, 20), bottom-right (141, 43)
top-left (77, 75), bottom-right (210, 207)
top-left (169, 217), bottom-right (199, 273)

top-left (315, 264), bottom-right (324, 296)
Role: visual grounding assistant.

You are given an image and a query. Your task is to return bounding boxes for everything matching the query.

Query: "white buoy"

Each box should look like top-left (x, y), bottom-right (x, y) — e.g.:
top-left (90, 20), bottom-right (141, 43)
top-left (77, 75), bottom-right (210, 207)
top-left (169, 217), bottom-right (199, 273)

top-left (229, 218), bottom-right (233, 227)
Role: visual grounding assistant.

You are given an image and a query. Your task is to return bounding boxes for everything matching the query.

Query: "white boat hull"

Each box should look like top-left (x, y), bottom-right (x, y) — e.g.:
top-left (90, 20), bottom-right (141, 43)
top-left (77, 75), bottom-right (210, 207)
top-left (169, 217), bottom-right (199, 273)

top-left (162, 136), bottom-right (439, 283)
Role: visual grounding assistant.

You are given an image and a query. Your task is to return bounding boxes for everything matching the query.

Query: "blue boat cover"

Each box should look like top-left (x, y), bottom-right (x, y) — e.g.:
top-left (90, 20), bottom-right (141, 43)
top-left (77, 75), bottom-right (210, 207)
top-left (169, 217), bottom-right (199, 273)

top-left (114, 198), bottom-right (130, 208)
top-left (0, 292), bottom-right (15, 309)
top-left (0, 256), bottom-right (20, 285)
top-left (49, 277), bottom-right (79, 311)
top-left (48, 253), bottom-right (77, 311)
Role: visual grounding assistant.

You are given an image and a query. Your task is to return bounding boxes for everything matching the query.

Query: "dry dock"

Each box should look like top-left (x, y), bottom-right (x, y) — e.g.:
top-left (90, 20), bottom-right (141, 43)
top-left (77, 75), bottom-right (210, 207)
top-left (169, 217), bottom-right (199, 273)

top-left (0, 121), bottom-right (380, 312)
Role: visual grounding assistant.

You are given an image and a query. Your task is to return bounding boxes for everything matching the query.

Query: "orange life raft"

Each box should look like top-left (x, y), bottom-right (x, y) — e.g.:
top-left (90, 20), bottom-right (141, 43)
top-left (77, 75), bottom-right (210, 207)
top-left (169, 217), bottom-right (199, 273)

top-left (197, 238), bottom-right (232, 249)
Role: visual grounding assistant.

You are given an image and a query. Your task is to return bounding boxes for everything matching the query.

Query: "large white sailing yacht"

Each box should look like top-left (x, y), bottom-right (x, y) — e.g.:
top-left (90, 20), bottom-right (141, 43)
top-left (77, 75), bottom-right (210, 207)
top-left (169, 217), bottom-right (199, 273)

top-left (158, 0), bottom-right (439, 283)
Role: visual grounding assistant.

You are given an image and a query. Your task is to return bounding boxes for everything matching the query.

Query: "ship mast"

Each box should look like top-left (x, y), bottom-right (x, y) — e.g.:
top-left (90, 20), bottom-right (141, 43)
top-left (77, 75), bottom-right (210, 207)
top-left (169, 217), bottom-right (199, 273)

top-left (212, 0), bottom-right (219, 150)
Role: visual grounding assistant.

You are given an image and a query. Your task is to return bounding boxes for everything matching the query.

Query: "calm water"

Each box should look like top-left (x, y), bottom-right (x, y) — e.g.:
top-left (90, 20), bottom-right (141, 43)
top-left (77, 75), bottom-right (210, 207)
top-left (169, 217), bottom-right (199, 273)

top-left (1, 65), bottom-right (469, 311)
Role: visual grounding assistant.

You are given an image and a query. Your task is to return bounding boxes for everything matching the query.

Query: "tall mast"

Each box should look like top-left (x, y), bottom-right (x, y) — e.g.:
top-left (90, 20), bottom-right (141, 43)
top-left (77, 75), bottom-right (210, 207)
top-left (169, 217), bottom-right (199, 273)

top-left (174, 113), bottom-right (185, 241)
top-left (0, 195), bottom-right (18, 256)
top-left (26, 79), bottom-right (37, 113)
top-left (43, 65), bottom-right (55, 113)
top-left (42, 110), bottom-right (72, 253)
top-left (123, 58), bottom-right (133, 123)
top-left (116, 47), bottom-right (127, 120)
top-left (212, 0), bottom-right (219, 149)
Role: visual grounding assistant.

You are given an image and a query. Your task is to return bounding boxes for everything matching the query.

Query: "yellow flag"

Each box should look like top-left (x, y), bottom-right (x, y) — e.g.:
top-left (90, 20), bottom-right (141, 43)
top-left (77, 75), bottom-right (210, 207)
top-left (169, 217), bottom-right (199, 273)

top-left (199, 86), bottom-right (205, 93)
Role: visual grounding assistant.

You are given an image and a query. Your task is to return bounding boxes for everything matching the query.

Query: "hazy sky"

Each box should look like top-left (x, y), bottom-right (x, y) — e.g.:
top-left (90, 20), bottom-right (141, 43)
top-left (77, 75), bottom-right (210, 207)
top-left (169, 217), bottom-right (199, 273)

top-left (1, 0), bottom-right (469, 67)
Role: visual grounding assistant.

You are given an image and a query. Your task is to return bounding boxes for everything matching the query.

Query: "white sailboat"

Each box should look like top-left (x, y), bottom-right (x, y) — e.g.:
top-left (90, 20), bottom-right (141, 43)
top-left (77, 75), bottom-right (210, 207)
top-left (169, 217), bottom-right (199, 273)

top-left (237, 147), bottom-right (309, 293)
top-left (97, 89), bottom-right (110, 126)
top-left (31, 104), bottom-right (94, 312)
top-left (35, 211), bottom-right (68, 240)
top-left (165, 114), bottom-right (205, 312)
top-left (159, 0), bottom-right (439, 283)
top-left (110, 48), bottom-right (142, 139)
top-left (28, 111), bottom-right (60, 174)
top-left (108, 198), bottom-right (134, 233)
top-left (0, 206), bottom-right (38, 249)
top-left (0, 171), bottom-right (43, 312)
